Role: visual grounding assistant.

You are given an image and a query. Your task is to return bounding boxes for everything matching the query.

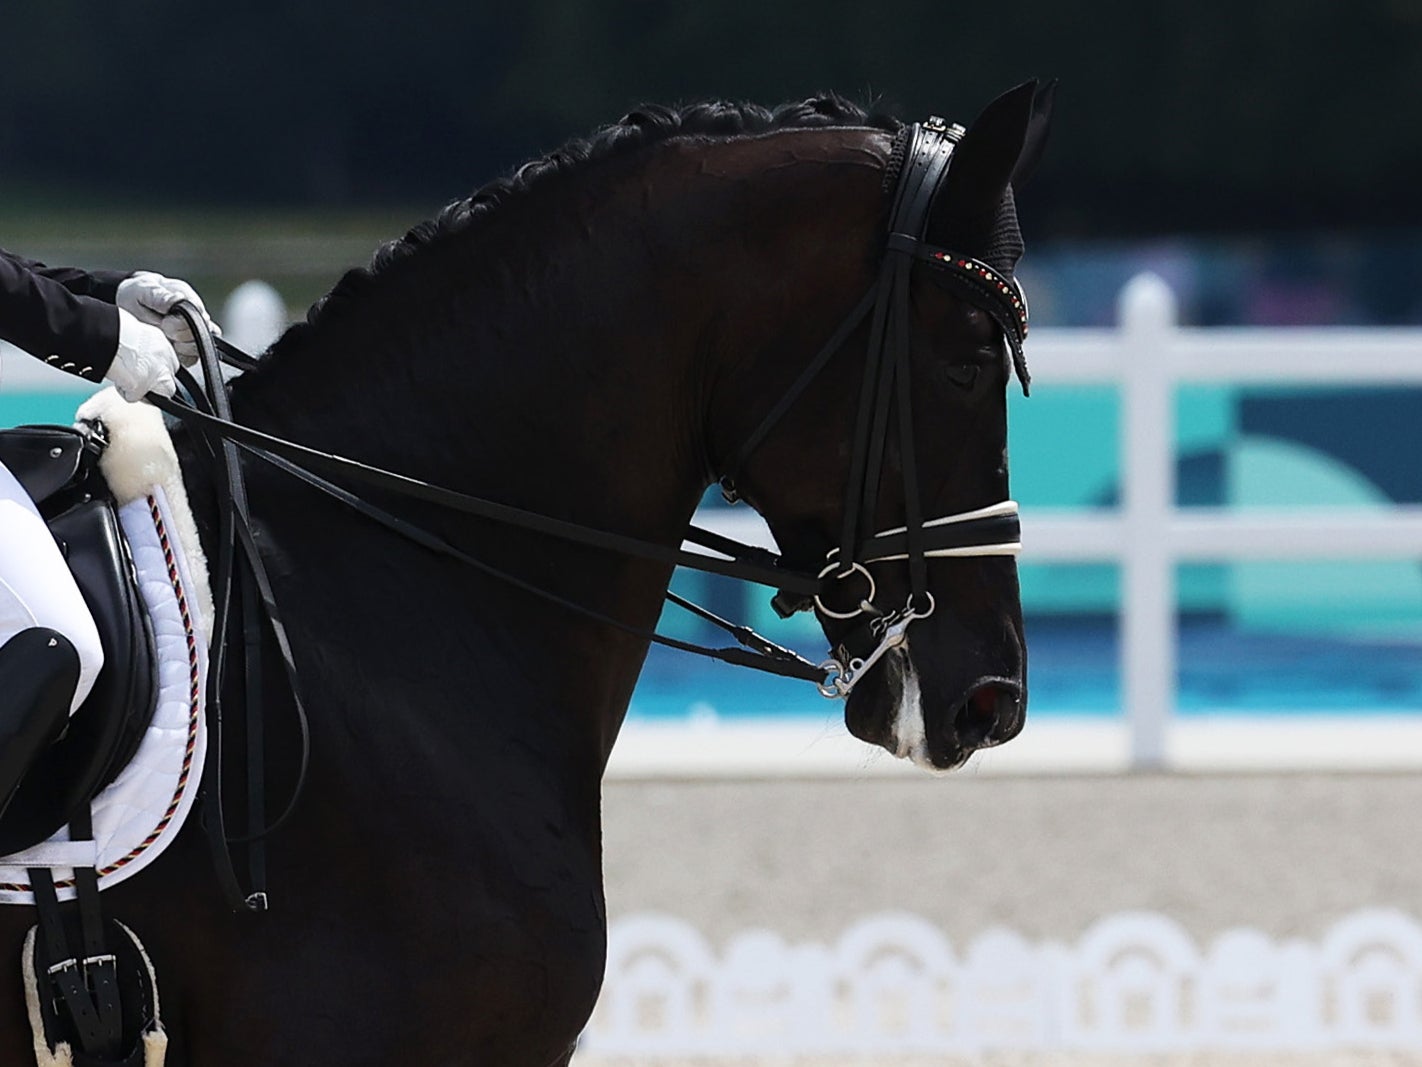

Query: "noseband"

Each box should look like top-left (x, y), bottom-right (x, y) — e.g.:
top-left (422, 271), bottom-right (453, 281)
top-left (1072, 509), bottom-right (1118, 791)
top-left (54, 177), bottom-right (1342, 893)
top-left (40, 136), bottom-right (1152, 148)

top-left (717, 118), bottom-right (1028, 695)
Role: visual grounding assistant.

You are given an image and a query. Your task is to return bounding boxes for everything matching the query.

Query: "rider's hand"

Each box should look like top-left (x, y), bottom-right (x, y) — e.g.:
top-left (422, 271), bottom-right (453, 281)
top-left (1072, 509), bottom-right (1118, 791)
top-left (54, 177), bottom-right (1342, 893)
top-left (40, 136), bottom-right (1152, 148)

top-left (106, 308), bottom-right (180, 401)
top-left (115, 270), bottom-right (221, 367)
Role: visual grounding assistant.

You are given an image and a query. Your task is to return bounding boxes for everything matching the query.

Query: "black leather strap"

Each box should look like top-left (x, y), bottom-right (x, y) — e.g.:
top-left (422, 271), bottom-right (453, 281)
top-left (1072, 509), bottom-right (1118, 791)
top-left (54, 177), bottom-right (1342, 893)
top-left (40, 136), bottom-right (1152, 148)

top-left (27, 808), bottom-right (122, 1060)
top-left (70, 808), bottom-right (120, 1054)
top-left (172, 308), bottom-right (309, 913)
top-left (29, 872), bottom-right (105, 1051)
top-left (151, 394), bottom-right (825, 600)
top-left (718, 284), bottom-right (877, 501)
top-left (832, 120), bottom-right (959, 600)
top-left (239, 439), bottom-right (827, 684)
top-left (216, 337), bottom-right (261, 374)
top-left (893, 252), bottom-right (928, 602)
top-left (238, 567), bottom-right (267, 904)
top-left (838, 250), bottom-right (897, 571)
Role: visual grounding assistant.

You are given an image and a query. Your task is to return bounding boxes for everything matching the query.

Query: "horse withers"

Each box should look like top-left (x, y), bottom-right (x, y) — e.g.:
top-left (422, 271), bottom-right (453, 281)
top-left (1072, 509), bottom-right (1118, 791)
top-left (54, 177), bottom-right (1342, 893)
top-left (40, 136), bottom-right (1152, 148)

top-left (0, 81), bottom-right (1051, 1066)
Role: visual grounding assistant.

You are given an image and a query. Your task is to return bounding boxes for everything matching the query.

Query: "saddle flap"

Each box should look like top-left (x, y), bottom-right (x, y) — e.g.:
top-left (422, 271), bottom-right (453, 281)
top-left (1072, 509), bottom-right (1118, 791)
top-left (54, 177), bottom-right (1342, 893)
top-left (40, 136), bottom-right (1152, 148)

top-left (0, 425), bottom-right (91, 506)
top-left (0, 494), bottom-right (158, 855)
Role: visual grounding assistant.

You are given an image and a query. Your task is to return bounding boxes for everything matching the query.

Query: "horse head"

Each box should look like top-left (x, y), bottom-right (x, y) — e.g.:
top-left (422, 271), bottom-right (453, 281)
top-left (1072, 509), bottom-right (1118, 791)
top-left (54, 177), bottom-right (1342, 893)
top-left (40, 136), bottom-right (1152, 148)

top-left (720, 82), bottom-right (1054, 770)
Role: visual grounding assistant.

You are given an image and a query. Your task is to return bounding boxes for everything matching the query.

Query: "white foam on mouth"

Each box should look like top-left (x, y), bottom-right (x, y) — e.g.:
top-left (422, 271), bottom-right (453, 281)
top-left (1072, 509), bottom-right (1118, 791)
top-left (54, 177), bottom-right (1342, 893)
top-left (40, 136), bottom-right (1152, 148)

top-left (887, 639), bottom-right (936, 771)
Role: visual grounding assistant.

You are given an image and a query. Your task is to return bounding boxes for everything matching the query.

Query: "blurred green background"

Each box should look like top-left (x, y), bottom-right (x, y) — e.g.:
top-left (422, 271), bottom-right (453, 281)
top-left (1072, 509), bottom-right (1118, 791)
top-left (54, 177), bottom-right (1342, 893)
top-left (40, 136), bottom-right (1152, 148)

top-left (3, 2), bottom-right (1421, 323)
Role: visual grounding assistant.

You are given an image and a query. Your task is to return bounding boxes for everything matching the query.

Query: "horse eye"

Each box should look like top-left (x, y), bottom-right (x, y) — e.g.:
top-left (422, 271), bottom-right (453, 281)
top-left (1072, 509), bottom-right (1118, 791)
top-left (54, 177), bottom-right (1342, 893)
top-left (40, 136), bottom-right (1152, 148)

top-left (943, 363), bottom-right (980, 389)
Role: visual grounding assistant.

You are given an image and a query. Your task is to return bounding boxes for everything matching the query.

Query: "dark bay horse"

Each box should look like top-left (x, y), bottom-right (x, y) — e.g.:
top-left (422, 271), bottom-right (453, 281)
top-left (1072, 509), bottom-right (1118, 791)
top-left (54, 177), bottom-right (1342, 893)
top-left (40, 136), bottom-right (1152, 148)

top-left (1, 83), bottom-right (1050, 1065)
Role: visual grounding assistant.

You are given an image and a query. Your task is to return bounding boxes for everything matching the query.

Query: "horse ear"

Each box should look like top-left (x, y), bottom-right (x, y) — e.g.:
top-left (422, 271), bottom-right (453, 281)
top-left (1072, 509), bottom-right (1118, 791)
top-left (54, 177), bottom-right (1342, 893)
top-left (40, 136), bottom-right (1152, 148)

top-left (1010, 79), bottom-right (1057, 190)
top-left (925, 80), bottom-right (1050, 249)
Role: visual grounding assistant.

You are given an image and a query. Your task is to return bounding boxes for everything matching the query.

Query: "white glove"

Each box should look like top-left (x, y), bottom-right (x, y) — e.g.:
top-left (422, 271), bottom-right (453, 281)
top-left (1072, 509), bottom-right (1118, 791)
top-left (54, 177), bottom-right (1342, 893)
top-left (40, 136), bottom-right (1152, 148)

top-left (106, 308), bottom-right (180, 401)
top-left (115, 270), bottom-right (221, 366)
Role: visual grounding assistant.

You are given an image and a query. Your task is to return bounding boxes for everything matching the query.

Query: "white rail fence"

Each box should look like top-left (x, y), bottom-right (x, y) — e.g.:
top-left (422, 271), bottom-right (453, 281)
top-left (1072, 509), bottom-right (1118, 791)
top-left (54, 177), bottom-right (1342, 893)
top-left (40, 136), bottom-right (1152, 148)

top-left (1039, 274), bottom-right (1422, 768)
top-left (581, 908), bottom-right (1422, 1055)
top-left (6, 275), bottom-right (1421, 772)
top-left (689, 273), bottom-right (1422, 771)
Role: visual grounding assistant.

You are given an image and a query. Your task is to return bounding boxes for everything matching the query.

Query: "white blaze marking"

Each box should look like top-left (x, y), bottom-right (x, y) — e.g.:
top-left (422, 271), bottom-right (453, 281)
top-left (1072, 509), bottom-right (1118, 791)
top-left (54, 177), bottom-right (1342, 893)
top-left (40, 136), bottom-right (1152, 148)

top-left (888, 638), bottom-right (937, 770)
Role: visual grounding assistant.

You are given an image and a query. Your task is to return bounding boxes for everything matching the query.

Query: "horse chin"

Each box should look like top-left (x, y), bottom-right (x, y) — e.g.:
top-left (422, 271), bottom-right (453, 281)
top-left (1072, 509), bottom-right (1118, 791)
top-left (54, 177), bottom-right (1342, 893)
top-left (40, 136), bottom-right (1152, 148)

top-left (843, 640), bottom-right (1025, 772)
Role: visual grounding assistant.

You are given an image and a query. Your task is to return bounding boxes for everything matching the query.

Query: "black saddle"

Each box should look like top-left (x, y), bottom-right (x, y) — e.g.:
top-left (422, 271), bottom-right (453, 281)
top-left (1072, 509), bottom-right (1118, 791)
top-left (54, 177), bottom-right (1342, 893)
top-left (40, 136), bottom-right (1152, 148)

top-left (0, 424), bottom-right (158, 855)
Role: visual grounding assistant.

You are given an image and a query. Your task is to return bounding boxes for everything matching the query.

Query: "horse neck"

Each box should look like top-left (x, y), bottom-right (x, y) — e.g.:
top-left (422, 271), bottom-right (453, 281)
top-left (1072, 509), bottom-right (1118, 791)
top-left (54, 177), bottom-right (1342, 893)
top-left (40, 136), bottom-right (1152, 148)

top-left (176, 130), bottom-right (888, 766)
top-left (227, 178), bottom-right (738, 538)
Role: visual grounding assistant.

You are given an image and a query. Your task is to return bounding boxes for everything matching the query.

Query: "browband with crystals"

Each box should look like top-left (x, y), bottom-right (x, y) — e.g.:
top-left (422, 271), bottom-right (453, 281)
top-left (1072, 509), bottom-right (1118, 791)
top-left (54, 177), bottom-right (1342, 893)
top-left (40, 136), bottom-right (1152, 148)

top-left (920, 249), bottom-right (1031, 393)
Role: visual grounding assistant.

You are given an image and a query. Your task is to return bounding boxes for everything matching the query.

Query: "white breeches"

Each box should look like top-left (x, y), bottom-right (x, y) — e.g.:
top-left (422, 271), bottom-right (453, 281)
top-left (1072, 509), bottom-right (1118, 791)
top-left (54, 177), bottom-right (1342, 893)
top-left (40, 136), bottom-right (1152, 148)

top-left (0, 459), bottom-right (103, 712)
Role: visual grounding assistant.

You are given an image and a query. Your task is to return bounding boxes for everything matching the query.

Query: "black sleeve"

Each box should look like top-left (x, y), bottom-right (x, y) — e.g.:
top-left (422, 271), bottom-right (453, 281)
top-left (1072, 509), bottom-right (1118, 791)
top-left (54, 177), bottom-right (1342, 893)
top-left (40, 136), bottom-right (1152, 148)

top-left (1, 250), bottom-right (130, 303)
top-left (0, 248), bottom-right (120, 382)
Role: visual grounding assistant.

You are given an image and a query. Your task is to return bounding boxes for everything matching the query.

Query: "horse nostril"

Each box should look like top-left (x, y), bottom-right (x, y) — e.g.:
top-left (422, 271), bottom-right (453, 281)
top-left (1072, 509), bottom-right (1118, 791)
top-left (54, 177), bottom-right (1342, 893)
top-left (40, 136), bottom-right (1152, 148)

top-left (954, 683), bottom-right (1021, 749)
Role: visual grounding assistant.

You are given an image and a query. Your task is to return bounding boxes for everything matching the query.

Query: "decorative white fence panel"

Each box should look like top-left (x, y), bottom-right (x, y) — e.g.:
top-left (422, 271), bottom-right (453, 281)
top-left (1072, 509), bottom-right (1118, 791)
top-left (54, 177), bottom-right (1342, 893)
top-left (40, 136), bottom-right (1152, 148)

top-left (582, 909), bottom-right (1422, 1054)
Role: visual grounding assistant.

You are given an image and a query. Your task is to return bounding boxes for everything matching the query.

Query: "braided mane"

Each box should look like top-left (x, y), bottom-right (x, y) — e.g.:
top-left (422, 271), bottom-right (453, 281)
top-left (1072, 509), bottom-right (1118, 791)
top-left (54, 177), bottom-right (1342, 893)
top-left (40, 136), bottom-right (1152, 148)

top-left (271, 96), bottom-right (901, 358)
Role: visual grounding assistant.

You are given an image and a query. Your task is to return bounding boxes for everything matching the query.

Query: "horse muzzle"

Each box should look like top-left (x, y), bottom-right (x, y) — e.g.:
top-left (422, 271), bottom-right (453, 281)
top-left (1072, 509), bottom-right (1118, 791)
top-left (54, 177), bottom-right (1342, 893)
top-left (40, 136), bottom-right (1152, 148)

top-left (840, 608), bottom-right (1026, 770)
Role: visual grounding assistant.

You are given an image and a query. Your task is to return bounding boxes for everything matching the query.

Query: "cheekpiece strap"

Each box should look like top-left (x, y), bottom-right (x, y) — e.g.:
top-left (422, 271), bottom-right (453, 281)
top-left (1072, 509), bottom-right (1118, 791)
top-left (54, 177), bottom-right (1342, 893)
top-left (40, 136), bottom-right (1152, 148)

top-left (887, 119), bottom-right (1033, 394)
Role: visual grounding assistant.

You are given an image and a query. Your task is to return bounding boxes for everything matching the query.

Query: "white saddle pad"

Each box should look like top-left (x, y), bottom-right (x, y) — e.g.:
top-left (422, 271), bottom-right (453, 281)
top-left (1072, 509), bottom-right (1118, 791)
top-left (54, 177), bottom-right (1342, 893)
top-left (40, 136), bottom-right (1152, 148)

top-left (0, 390), bottom-right (213, 905)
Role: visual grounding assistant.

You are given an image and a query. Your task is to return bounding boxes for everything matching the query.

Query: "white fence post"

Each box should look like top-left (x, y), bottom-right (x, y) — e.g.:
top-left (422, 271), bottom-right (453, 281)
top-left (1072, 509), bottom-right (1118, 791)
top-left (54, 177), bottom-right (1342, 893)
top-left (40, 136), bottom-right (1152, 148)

top-left (221, 280), bottom-right (287, 355)
top-left (1119, 273), bottom-right (1178, 769)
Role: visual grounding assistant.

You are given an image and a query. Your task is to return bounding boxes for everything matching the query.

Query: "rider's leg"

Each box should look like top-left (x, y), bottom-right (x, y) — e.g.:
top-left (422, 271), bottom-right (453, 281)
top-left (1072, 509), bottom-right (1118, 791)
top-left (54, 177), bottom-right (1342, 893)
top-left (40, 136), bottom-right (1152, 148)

top-left (0, 459), bottom-right (103, 816)
top-left (0, 459), bottom-right (103, 711)
top-left (0, 628), bottom-right (79, 818)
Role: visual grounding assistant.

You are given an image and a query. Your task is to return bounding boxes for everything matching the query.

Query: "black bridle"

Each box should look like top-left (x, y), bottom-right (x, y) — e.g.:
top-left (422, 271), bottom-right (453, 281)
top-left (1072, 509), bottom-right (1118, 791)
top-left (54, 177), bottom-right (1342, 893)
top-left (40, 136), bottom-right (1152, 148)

top-left (717, 116), bottom-right (1029, 693)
